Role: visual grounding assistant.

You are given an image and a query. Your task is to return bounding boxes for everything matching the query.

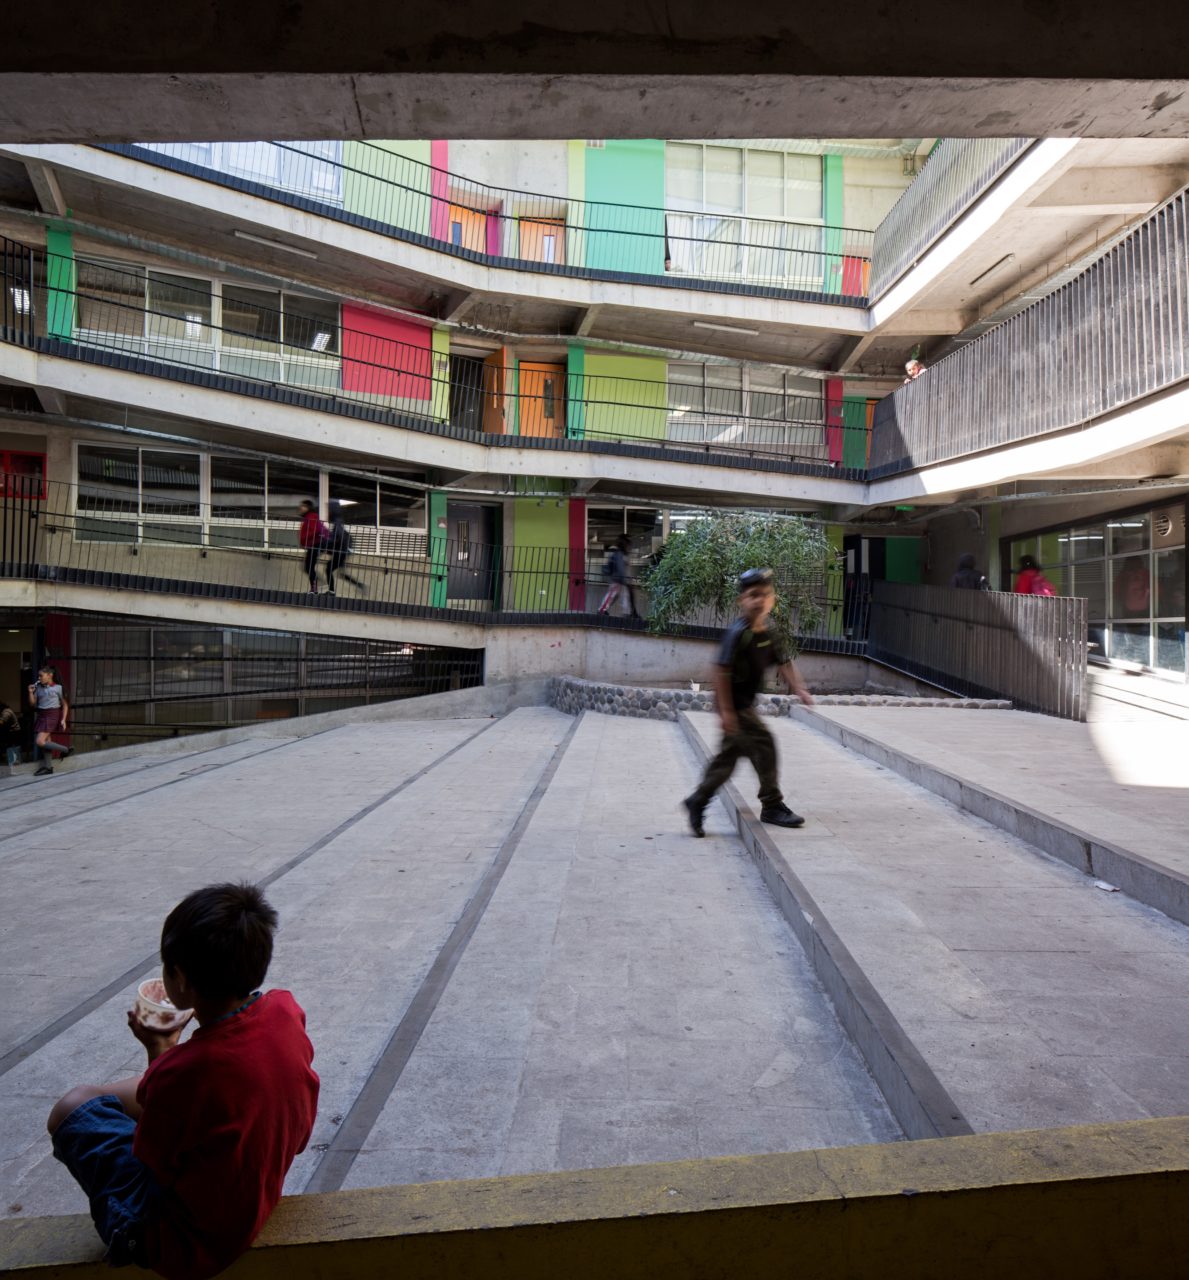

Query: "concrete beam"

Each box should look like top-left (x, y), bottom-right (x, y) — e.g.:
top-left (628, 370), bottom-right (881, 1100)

top-left (574, 305), bottom-right (603, 338)
top-left (1027, 166), bottom-right (1186, 215)
top-left (439, 290), bottom-right (480, 324)
top-left (4, 1117), bottom-right (1188, 1279)
top-left (878, 309), bottom-right (970, 337)
top-left (22, 161), bottom-right (66, 217)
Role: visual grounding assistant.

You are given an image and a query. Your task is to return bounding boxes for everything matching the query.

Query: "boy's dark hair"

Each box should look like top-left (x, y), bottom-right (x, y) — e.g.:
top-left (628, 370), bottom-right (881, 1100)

top-left (161, 882), bottom-right (277, 1001)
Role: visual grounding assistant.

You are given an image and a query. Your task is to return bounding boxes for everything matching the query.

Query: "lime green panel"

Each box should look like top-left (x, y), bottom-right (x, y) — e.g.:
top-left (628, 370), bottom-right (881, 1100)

top-left (567, 140), bottom-right (586, 267)
top-left (885, 537), bottom-right (923, 584)
top-left (428, 491), bottom-right (448, 608)
top-left (46, 227), bottom-right (75, 340)
top-left (343, 141), bottom-right (431, 234)
top-left (431, 329), bottom-right (450, 423)
top-left (583, 352), bottom-right (667, 441)
top-left (512, 498), bottom-right (569, 610)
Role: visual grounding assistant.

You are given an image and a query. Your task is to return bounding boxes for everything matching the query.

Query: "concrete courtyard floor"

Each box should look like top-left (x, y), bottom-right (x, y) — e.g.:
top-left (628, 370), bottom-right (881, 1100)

top-left (2, 695), bottom-right (1187, 1228)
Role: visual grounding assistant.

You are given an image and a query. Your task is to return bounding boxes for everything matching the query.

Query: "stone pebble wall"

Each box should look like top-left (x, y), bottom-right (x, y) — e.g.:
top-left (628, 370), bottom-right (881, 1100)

top-left (550, 677), bottom-right (1011, 721)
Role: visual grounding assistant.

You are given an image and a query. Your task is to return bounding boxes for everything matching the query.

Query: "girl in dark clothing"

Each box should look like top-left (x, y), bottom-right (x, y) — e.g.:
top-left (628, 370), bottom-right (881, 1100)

top-left (324, 500), bottom-right (366, 597)
top-left (598, 534), bottom-right (639, 618)
top-left (297, 500), bottom-right (327, 594)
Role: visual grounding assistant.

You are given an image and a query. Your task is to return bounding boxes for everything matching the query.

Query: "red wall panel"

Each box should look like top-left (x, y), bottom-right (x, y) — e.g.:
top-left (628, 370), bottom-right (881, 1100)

top-left (341, 305), bottom-right (433, 401)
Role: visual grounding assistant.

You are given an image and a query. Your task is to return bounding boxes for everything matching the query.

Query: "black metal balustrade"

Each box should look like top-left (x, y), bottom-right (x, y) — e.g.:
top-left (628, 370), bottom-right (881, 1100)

top-left (0, 237), bottom-right (866, 474)
top-left (868, 138), bottom-right (1034, 301)
top-left (0, 479), bottom-right (855, 652)
top-left (101, 142), bottom-right (874, 304)
top-left (868, 581), bottom-right (1088, 719)
top-left (869, 185), bottom-right (1189, 477)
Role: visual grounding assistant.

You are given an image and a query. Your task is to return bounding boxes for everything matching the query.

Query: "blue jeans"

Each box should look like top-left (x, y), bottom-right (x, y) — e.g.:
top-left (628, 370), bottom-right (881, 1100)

top-left (51, 1095), bottom-right (159, 1267)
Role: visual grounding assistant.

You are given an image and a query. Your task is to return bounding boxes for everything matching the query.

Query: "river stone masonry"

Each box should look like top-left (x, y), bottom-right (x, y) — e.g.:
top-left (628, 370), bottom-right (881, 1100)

top-left (550, 677), bottom-right (1011, 721)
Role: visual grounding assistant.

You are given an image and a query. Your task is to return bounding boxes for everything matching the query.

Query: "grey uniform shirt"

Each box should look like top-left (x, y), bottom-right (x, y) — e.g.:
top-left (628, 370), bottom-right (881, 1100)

top-left (34, 683), bottom-right (64, 710)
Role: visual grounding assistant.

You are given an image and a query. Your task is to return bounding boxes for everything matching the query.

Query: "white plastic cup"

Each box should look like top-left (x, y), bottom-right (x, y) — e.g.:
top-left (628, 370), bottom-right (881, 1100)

top-left (135, 977), bottom-right (191, 1031)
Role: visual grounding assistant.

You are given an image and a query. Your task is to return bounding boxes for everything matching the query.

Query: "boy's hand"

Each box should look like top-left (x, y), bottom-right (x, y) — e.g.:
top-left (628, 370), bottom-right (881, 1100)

top-left (127, 1006), bottom-right (191, 1062)
top-left (796, 687), bottom-right (814, 706)
top-left (720, 710), bottom-right (739, 736)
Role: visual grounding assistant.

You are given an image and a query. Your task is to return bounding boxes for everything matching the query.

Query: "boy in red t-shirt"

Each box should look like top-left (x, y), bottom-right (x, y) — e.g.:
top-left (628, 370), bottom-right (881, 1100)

top-left (48, 884), bottom-right (319, 1279)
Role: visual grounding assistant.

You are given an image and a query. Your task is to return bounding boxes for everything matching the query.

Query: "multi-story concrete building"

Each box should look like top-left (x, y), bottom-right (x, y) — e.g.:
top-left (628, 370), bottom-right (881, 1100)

top-left (1, 134), bottom-right (1187, 747)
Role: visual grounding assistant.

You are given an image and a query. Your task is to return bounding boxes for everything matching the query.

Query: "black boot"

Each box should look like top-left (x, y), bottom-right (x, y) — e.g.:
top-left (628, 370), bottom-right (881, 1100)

top-left (761, 803), bottom-right (805, 829)
top-left (683, 794), bottom-right (707, 838)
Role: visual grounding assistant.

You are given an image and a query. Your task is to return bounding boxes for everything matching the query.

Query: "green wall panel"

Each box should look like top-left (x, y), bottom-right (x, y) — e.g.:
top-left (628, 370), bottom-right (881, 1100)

top-left (512, 498), bottom-right (570, 610)
top-left (583, 352), bottom-right (667, 441)
top-left (46, 227), bottom-right (75, 341)
top-left (584, 141), bottom-right (666, 276)
top-left (566, 344), bottom-right (586, 439)
top-left (343, 141), bottom-right (432, 234)
top-left (822, 153), bottom-right (844, 296)
top-left (841, 396), bottom-right (871, 469)
top-left (428, 490), bottom-right (448, 608)
top-left (885, 536), bottom-right (924, 584)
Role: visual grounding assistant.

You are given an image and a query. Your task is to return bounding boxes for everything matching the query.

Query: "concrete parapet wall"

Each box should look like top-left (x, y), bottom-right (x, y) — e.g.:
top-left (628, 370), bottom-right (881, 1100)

top-left (551, 676), bottom-right (1009, 721)
top-left (4, 1118), bottom-right (1187, 1280)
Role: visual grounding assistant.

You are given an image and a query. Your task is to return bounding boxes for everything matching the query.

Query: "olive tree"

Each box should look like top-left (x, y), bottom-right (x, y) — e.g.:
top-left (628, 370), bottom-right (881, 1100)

top-left (642, 512), bottom-right (831, 654)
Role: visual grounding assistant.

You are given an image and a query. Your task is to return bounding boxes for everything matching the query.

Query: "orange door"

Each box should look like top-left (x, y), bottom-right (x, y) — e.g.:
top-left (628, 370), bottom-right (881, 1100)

top-left (519, 362), bottom-right (566, 438)
top-left (481, 348), bottom-right (510, 435)
top-left (448, 204), bottom-right (488, 253)
top-left (519, 218), bottom-right (566, 266)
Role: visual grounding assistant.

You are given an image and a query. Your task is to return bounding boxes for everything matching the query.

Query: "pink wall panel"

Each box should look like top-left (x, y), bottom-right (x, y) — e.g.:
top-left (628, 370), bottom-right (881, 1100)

top-left (430, 140), bottom-right (449, 243)
top-left (341, 304), bottom-right (432, 400)
top-left (825, 377), bottom-right (844, 465)
top-left (568, 498), bottom-right (586, 611)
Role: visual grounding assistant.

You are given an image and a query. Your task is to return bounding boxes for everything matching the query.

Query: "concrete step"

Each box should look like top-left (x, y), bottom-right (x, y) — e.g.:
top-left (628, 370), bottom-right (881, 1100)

top-left (682, 710), bottom-right (1189, 1135)
top-left (335, 712), bottom-right (899, 1190)
top-left (793, 704), bottom-right (1189, 926)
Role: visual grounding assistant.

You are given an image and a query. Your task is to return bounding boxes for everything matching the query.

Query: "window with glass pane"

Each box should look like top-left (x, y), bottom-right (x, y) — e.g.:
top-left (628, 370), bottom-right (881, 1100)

top-left (784, 154), bottom-right (822, 222)
top-left (1062, 526), bottom-right (1105, 560)
top-left (73, 626), bottom-right (152, 701)
top-left (587, 508), bottom-right (624, 572)
top-left (140, 451), bottom-right (200, 516)
top-left (228, 630), bottom-right (299, 691)
top-left (1110, 555), bottom-right (1152, 619)
top-left (625, 509), bottom-right (663, 563)
top-left (77, 444), bottom-right (139, 512)
top-left (329, 473), bottom-right (379, 527)
top-left (279, 140), bottom-right (343, 201)
top-left (705, 365), bottom-right (743, 417)
top-left (748, 367), bottom-right (785, 421)
top-left (1156, 547), bottom-right (1186, 618)
top-left (283, 294), bottom-right (339, 354)
top-left (665, 144), bottom-right (703, 210)
top-left (785, 375), bottom-right (821, 423)
top-left (667, 363), bottom-right (704, 416)
top-left (222, 285), bottom-right (280, 349)
top-left (1155, 621), bottom-right (1186, 673)
top-left (210, 456), bottom-right (266, 546)
top-left (378, 484), bottom-right (425, 530)
top-left (153, 629), bottom-right (224, 697)
top-left (1109, 622), bottom-right (1151, 665)
top-left (147, 272), bottom-right (211, 343)
top-left (747, 152), bottom-right (784, 219)
top-left (1108, 515), bottom-right (1149, 555)
top-left (704, 148), bottom-right (743, 214)
top-left (76, 260), bottom-right (145, 340)
top-left (1070, 562), bottom-right (1107, 620)
top-left (266, 461), bottom-right (320, 546)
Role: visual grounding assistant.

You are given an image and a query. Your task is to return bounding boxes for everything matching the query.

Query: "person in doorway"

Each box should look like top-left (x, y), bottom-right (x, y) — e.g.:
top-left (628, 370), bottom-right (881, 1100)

top-left (1014, 554), bottom-right (1055, 596)
top-left (297, 500), bottom-right (327, 595)
top-left (1115, 555), bottom-right (1151, 616)
top-left (951, 553), bottom-right (989, 590)
top-left (1, 698), bottom-right (22, 774)
top-left (683, 568), bottom-right (814, 837)
top-left (324, 500), bottom-right (367, 597)
top-left (597, 534), bottom-right (640, 619)
top-left (47, 882), bottom-right (319, 1279)
top-left (28, 665), bottom-right (72, 776)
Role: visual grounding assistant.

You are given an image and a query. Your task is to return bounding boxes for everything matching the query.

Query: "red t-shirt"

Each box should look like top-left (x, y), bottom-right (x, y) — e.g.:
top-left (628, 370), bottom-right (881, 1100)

top-left (133, 990), bottom-right (319, 1280)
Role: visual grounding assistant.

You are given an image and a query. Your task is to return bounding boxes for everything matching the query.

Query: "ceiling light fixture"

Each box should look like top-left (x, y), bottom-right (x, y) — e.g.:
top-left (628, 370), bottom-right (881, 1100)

top-left (968, 253), bottom-right (1016, 288)
top-left (692, 321), bottom-right (760, 337)
top-left (232, 230), bottom-right (318, 260)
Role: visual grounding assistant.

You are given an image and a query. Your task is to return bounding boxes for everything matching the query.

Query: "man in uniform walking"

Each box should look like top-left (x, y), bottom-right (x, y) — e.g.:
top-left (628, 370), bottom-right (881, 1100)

top-left (683, 568), bottom-right (813, 836)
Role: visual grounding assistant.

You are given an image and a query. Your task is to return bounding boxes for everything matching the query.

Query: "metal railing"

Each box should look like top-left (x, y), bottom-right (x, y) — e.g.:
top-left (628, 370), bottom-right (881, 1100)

top-left (102, 142), bottom-right (874, 303)
top-left (868, 581), bottom-right (1088, 719)
top-left (869, 185), bottom-right (1189, 476)
top-left (1, 479), bottom-right (857, 651)
top-left (868, 139), bottom-right (1034, 301)
top-left (1, 237), bottom-right (864, 471)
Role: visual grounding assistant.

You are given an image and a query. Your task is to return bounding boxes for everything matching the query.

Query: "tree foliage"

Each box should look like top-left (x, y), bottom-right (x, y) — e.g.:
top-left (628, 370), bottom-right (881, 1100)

top-left (643, 513), bottom-right (831, 653)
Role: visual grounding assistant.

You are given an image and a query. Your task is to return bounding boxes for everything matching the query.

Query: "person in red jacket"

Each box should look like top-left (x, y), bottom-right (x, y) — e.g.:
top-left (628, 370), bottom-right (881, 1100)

top-left (297, 499), bottom-right (327, 595)
top-left (1013, 554), bottom-right (1055, 596)
top-left (48, 884), bottom-right (319, 1279)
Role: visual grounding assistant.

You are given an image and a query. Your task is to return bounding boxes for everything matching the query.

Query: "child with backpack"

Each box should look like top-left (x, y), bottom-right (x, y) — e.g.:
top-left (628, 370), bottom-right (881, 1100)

top-left (297, 499), bottom-right (328, 595)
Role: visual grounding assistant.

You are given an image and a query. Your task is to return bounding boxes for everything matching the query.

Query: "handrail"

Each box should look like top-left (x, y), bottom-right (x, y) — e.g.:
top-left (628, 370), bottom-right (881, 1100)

top-left (1, 236), bottom-right (870, 472)
top-left (0, 477), bottom-right (854, 649)
top-left (99, 141), bottom-right (873, 304)
top-left (869, 183), bottom-right (1189, 475)
top-left (868, 138), bottom-right (1034, 301)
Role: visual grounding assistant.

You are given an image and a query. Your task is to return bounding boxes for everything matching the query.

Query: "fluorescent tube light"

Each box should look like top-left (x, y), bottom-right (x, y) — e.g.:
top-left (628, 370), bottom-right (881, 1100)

top-left (232, 230), bottom-right (318, 260)
top-left (310, 331), bottom-right (332, 352)
top-left (692, 321), bottom-right (760, 336)
top-left (968, 253), bottom-right (1015, 287)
